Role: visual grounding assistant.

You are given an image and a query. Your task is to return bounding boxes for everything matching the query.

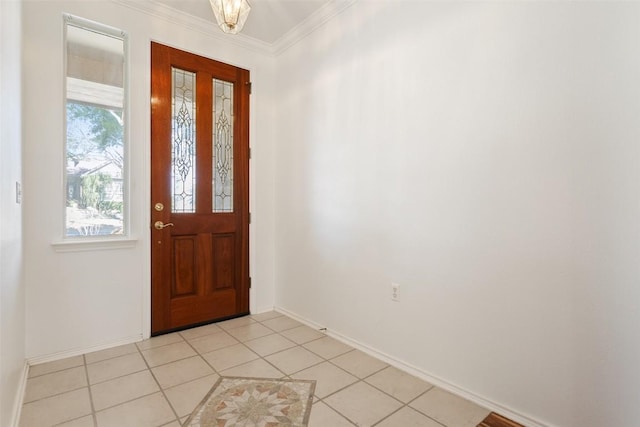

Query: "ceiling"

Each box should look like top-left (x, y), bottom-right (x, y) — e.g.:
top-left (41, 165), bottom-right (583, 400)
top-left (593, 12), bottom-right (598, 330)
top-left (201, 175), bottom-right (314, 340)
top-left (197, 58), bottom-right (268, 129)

top-left (154, 0), bottom-right (331, 44)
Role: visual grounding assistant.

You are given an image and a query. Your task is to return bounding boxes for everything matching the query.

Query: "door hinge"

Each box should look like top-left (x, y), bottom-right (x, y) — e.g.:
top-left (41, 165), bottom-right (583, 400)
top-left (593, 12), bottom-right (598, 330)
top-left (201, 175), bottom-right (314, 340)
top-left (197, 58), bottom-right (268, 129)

top-left (249, 147), bottom-right (252, 159)
top-left (247, 81), bottom-right (252, 94)
top-left (249, 277), bottom-right (252, 288)
top-left (249, 212), bottom-right (251, 224)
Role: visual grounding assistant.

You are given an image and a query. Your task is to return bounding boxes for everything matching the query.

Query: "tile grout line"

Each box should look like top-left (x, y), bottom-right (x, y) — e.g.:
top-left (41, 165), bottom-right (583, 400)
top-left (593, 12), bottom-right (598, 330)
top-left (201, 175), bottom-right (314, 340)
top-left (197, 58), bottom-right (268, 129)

top-left (20, 384), bottom-right (88, 407)
top-left (187, 329), bottom-right (242, 356)
top-left (236, 318), bottom-right (362, 426)
top-left (91, 389), bottom-right (164, 415)
top-left (262, 315), bottom-right (467, 425)
top-left (189, 330), bottom-right (250, 375)
top-left (27, 362), bottom-right (85, 379)
top-left (198, 316), bottom-right (329, 379)
top-left (211, 316), bottom-right (315, 378)
top-left (395, 387), bottom-right (448, 427)
top-left (317, 395), bottom-right (361, 426)
top-left (135, 341), bottom-right (182, 425)
top-left (85, 367), bottom-right (149, 387)
top-left (139, 339), bottom-right (202, 370)
top-left (82, 354), bottom-right (99, 427)
top-left (253, 322), bottom-right (403, 425)
top-left (370, 395), bottom-right (447, 427)
top-left (250, 318), bottom-right (411, 416)
top-left (83, 348), bottom-right (145, 387)
top-left (85, 361), bottom-right (168, 413)
top-left (251, 330), bottom-right (319, 375)
top-left (248, 319), bottom-right (333, 377)
top-left (315, 362), bottom-right (445, 427)
top-left (297, 346), bottom-right (437, 426)
top-left (234, 339), bottom-right (288, 378)
top-left (222, 323), bottom-right (291, 378)
top-left (180, 330), bottom-right (224, 379)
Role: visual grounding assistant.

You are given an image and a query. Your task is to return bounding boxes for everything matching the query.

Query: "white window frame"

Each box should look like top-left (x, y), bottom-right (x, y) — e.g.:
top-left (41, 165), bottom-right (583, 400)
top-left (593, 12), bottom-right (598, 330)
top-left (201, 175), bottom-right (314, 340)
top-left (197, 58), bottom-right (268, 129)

top-left (57, 14), bottom-right (132, 249)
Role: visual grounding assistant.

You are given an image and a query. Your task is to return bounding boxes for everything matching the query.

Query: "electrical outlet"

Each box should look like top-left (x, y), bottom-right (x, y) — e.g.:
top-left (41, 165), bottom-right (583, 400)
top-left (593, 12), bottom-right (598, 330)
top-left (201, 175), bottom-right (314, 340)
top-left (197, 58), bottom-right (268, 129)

top-left (391, 283), bottom-right (400, 302)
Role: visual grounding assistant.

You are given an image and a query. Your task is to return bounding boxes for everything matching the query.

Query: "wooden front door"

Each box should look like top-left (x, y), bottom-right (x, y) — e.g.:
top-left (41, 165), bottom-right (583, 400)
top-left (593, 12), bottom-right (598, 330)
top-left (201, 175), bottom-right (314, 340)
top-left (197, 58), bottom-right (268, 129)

top-left (150, 42), bottom-right (250, 335)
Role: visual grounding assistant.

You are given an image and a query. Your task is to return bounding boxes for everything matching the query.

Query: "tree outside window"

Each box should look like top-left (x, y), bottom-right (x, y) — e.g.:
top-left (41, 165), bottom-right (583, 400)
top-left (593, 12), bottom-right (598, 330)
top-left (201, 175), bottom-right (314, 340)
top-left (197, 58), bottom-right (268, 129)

top-left (66, 102), bottom-right (124, 236)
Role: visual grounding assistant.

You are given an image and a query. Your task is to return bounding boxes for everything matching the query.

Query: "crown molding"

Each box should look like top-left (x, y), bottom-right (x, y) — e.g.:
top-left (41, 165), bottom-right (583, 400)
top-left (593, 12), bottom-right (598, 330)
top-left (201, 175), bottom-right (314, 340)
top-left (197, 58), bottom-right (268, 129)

top-left (110, 0), bottom-right (357, 57)
top-left (271, 0), bottom-right (358, 56)
top-left (110, 0), bottom-right (272, 55)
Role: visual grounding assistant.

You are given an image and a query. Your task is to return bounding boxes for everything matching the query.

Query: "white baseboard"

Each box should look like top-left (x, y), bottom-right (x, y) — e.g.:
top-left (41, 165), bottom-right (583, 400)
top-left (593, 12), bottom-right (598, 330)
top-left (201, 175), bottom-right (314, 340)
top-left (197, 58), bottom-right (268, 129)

top-left (252, 306), bottom-right (276, 315)
top-left (275, 306), bottom-right (550, 427)
top-left (275, 307), bottom-right (326, 330)
top-left (26, 334), bottom-right (142, 366)
top-left (10, 361), bottom-right (28, 427)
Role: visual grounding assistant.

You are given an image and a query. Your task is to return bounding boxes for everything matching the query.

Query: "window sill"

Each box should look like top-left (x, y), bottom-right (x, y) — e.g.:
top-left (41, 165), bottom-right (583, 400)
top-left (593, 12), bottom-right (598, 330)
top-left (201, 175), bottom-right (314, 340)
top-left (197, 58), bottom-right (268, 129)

top-left (52, 238), bottom-right (138, 253)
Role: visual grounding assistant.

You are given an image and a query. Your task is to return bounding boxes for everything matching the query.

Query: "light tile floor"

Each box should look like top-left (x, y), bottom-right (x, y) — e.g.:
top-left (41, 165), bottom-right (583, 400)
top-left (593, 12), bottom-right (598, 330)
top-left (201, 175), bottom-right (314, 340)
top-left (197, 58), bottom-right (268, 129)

top-left (19, 311), bottom-right (491, 427)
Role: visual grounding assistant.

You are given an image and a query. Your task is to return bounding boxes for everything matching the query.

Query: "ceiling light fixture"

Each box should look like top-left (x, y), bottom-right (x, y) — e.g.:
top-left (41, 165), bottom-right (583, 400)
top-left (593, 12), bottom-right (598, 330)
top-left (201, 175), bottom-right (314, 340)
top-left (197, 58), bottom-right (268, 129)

top-left (209, 0), bottom-right (251, 35)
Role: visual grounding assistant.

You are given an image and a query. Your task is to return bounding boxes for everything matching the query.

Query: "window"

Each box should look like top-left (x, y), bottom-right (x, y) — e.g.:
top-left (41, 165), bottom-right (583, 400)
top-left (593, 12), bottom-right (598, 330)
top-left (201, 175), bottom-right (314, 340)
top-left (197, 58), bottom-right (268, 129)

top-left (64, 16), bottom-right (127, 237)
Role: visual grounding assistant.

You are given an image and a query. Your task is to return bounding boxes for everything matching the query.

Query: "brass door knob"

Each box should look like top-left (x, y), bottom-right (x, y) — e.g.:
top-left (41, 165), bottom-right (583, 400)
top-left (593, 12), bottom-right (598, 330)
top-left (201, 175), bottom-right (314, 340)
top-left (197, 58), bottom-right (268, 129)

top-left (154, 221), bottom-right (174, 230)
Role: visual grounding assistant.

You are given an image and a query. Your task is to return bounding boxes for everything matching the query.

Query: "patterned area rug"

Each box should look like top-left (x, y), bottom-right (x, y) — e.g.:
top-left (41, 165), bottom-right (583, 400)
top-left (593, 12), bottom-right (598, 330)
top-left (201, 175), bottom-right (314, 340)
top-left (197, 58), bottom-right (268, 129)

top-left (183, 376), bottom-right (316, 427)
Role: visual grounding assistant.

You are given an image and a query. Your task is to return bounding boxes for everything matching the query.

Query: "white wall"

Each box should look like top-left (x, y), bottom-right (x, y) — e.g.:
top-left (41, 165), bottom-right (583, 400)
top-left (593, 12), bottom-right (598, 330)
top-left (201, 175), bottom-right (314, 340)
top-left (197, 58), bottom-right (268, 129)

top-left (0, 0), bottom-right (26, 424)
top-left (274, 2), bottom-right (640, 426)
top-left (23, 0), bottom-right (277, 360)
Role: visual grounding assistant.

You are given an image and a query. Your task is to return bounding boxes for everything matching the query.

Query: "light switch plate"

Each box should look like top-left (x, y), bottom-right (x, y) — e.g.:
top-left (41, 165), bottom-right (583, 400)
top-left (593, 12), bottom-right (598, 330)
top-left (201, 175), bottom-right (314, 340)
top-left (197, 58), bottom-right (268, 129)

top-left (16, 182), bottom-right (22, 204)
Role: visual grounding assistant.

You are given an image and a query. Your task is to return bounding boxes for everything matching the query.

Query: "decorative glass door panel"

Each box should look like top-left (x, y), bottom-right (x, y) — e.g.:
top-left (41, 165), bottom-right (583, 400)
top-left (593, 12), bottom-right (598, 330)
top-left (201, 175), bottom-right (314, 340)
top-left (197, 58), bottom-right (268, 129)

top-left (171, 68), bottom-right (196, 213)
top-left (213, 79), bottom-right (234, 212)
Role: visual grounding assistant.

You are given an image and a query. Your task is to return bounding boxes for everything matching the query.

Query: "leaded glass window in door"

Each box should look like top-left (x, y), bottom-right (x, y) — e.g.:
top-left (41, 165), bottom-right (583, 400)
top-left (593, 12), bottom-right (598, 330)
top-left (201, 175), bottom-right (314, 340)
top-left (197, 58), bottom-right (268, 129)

top-left (212, 79), bottom-right (234, 212)
top-left (171, 67), bottom-right (196, 213)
